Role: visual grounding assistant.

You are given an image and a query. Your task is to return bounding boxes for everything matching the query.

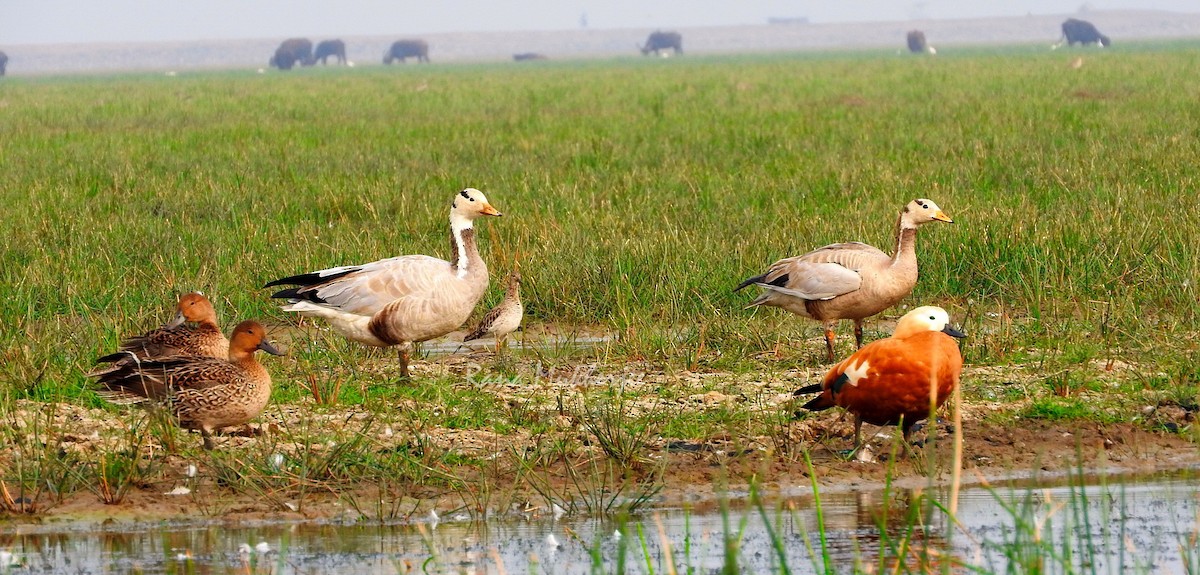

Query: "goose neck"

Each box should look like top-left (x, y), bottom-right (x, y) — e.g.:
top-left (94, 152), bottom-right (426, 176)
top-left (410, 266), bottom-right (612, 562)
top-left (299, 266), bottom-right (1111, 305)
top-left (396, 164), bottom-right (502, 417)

top-left (450, 222), bottom-right (484, 278)
top-left (892, 214), bottom-right (919, 265)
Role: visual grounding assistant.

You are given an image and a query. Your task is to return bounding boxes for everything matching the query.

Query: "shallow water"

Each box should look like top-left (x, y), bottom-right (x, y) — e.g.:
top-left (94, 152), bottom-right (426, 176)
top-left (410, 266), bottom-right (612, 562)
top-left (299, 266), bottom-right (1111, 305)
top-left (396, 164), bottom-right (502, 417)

top-left (2, 473), bottom-right (1197, 574)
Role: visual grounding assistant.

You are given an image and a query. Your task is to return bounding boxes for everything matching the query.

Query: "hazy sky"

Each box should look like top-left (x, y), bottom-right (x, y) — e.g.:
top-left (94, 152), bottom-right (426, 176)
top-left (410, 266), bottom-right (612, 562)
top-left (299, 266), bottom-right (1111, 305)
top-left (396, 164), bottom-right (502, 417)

top-left (4, 1), bottom-right (1198, 45)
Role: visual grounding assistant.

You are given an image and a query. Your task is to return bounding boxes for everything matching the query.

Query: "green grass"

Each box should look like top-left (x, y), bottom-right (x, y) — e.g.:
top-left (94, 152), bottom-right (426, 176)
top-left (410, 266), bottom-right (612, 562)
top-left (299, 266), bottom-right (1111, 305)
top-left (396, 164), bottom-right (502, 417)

top-left (5, 48), bottom-right (1200, 394)
top-left (3, 48), bottom-right (1200, 395)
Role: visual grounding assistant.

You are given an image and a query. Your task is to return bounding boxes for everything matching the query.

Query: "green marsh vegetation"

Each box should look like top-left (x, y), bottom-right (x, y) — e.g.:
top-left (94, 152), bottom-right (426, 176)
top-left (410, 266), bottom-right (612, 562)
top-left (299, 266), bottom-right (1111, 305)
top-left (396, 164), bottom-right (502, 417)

top-left (0, 44), bottom-right (1198, 530)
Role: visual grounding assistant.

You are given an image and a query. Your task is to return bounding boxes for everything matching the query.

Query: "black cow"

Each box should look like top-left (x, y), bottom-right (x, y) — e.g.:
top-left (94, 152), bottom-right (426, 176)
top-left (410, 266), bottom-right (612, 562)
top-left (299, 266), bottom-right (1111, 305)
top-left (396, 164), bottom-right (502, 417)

top-left (383, 39), bottom-right (430, 64)
top-left (1054, 18), bottom-right (1110, 48)
top-left (314, 39), bottom-right (347, 65)
top-left (0, 51), bottom-right (7, 76)
top-left (640, 31), bottom-right (682, 56)
top-left (269, 38), bottom-right (314, 70)
top-left (906, 30), bottom-right (935, 54)
top-left (513, 52), bottom-right (548, 62)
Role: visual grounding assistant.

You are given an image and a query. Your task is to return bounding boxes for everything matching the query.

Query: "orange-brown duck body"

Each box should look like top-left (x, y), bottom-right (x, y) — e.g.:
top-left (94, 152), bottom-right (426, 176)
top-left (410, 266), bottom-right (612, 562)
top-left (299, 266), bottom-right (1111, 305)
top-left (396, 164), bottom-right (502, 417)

top-left (797, 305), bottom-right (964, 445)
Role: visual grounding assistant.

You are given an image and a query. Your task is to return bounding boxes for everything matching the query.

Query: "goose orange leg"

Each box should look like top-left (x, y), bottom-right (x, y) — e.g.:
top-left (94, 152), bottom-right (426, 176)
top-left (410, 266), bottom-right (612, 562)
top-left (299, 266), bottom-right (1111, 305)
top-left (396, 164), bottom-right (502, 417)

top-left (823, 323), bottom-right (837, 362)
top-left (398, 348), bottom-right (411, 379)
top-left (853, 320), bottom-right (864, 349)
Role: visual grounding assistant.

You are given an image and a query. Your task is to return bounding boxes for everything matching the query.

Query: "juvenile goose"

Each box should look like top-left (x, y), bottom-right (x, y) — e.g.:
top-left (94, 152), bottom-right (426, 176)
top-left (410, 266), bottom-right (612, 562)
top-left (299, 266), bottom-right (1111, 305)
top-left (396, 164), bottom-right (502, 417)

top-left (94, 320), bottom-right (284, 450)
top-left (794, 305), bottom-right (965, 445)
top-left (463, 271), bottom-right (523, 353)
top-left (92, 292), bottom-right (228, 373)
top-left (264, 188), bottom-right (503, 378)
top-left (735, 198), bottom-right (952, 361)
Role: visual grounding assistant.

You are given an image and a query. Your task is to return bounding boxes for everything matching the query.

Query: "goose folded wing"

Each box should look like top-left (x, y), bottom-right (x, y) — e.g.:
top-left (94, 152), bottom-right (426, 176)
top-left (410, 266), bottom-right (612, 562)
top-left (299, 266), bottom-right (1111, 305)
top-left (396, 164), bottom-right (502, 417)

top-left (296, 256), bottom-right (454, 316)
top-left (806, 241), bottom-right (889, 259)
top-left (759, 260), bottom-right (863, 300)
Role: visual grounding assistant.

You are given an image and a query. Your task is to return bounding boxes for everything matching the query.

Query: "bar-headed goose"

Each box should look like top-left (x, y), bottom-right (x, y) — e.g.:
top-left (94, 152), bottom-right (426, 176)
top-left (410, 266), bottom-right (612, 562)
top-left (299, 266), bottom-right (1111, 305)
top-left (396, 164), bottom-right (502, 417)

top-left (264, 188), bottom-right (503, 378)
top-left (736, 198), bottom-right (952, 361)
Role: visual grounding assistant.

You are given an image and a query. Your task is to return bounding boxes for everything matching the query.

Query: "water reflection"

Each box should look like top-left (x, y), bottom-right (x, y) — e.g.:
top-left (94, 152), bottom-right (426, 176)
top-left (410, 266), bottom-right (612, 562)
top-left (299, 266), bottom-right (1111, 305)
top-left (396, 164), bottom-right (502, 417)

top-left (1, 474), bottom-right (1197, 574)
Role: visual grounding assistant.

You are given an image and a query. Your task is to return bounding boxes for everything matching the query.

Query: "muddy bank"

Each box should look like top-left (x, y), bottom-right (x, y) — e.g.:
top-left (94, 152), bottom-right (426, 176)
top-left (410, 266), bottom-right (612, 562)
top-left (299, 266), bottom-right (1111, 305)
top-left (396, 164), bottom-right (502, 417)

top-left (2, 357), bottom-right (1197, 527)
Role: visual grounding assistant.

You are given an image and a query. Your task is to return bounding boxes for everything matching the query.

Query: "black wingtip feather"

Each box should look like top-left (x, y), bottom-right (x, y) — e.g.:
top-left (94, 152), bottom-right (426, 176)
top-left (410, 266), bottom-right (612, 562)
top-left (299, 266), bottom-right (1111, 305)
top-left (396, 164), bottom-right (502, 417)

top-left (262, 271), bottom-right (317, 289)
top-left (263, 268), bottom-right (359, 291)
top-left (793, 383), bottom-right (823, 396)
top-left (269, 286), bottom-right (327, 303)
top-left (95, 352), bottom-right (127, 364)
top-left (800, 395), bottom-right (833, 412)
top-left (264, 268), bottom-right (362, 300)
top-left (733, 274), bottom-right (766, 292)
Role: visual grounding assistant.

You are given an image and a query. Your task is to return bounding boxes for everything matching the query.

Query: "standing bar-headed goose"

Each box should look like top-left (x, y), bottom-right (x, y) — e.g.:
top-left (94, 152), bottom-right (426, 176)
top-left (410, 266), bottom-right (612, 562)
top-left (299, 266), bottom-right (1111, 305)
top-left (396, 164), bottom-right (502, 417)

top-left (94, 320), bottom-right (284, 450)
top-left (264, 188), bottom-right (503, 378)
top-left (735, 198), bottom-right (952, 361)
top-left (794, 305), bottom-right (965, 446)
top-left (463, 271), bottom-right (523, 353)
top-left (92, 292), bottom-right (228, 374)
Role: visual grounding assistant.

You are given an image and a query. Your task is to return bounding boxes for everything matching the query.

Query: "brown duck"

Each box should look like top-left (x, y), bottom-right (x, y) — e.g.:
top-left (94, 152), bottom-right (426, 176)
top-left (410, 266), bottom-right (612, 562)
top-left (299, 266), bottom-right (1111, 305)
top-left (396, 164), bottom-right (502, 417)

top-left (91, 292), bottom-right (228, 374)
top-left (464, 271), bottom-right (523, 352)
top-left (94, 320), bottom-right (283, 450)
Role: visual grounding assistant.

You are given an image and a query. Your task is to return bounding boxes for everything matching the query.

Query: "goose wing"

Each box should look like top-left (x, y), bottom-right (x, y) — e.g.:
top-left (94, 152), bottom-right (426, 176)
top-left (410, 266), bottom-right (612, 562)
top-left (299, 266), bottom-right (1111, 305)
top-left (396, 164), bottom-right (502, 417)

top-left (269, 255), bottom-right (456, 316)
top-left (758, 242), bottom-right (890, 300)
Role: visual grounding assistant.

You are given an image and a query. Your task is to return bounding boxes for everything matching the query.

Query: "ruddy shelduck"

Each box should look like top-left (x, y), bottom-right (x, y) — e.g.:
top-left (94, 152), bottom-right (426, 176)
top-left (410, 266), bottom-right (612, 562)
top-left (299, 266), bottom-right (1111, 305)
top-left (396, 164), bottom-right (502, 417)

top-left (795, 305), bottom-right (965, 445)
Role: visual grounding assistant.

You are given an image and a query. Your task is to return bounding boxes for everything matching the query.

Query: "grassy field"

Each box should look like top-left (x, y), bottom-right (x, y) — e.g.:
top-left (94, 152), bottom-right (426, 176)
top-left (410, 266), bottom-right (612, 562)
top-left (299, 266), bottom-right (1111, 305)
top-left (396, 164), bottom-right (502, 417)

top-left (1, 44), bottom-right (1200, 549)
top-left (3, 44), bottom-right (1200, 394)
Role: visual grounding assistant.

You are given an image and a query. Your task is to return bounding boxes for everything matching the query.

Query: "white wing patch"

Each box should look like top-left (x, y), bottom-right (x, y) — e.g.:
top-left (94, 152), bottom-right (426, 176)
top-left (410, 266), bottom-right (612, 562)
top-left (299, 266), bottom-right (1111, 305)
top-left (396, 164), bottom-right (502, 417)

top-left (843, 359), bottom-right (871, 387)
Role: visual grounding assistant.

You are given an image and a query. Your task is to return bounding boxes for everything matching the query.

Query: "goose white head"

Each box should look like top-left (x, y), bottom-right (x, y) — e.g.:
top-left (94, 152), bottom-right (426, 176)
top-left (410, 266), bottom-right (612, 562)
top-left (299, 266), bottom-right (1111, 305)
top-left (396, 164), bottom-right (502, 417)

top-left (893, 305), bottom-right (966, 339)
top-left (899, 198), bottom-right (953, 229)
top-left (450, 188), bottom-right (502, 231)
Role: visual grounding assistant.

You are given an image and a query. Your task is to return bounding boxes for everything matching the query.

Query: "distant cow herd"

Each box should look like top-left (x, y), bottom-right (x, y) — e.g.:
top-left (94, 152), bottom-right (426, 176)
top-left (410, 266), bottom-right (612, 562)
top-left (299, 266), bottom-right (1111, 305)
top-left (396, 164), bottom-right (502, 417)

top-left (906, 18), bottom-right (1110, 57)
top-left (0, 19), bottom-right (1117, 77)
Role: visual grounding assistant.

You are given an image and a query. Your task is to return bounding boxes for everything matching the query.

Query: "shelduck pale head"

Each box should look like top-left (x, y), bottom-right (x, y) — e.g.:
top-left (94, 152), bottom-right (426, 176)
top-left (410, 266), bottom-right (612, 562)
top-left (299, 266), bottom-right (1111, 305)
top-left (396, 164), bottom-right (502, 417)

top-left (893, 305), bottom-right (966, 340)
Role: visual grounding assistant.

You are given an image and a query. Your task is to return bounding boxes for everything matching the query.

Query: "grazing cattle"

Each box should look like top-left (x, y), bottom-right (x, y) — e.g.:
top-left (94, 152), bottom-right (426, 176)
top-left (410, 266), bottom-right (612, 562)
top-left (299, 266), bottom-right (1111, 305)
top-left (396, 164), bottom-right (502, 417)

top-left (383, 39), bottom-right (430, 64)
top-left (513, 52), bottom-right (548, 62)
top-left (906, 30), bottom-right (935, 54)
top-left (1054, 18), bottom-right (1110, 48)
top-left (0, 50), bottom-right (7, 76)
top-left (640, 31), bottom-right (682, 56)
top-left (314, 39), bottom-right (347, 65)
top-left (269, 38), bottom-right (314, 70)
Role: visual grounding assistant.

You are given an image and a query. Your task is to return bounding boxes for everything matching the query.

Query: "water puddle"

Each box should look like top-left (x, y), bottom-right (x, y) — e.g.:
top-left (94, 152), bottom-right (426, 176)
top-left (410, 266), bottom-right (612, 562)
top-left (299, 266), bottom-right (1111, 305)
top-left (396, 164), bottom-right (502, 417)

top-left (2, 473), bottom-right (1197, 574)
